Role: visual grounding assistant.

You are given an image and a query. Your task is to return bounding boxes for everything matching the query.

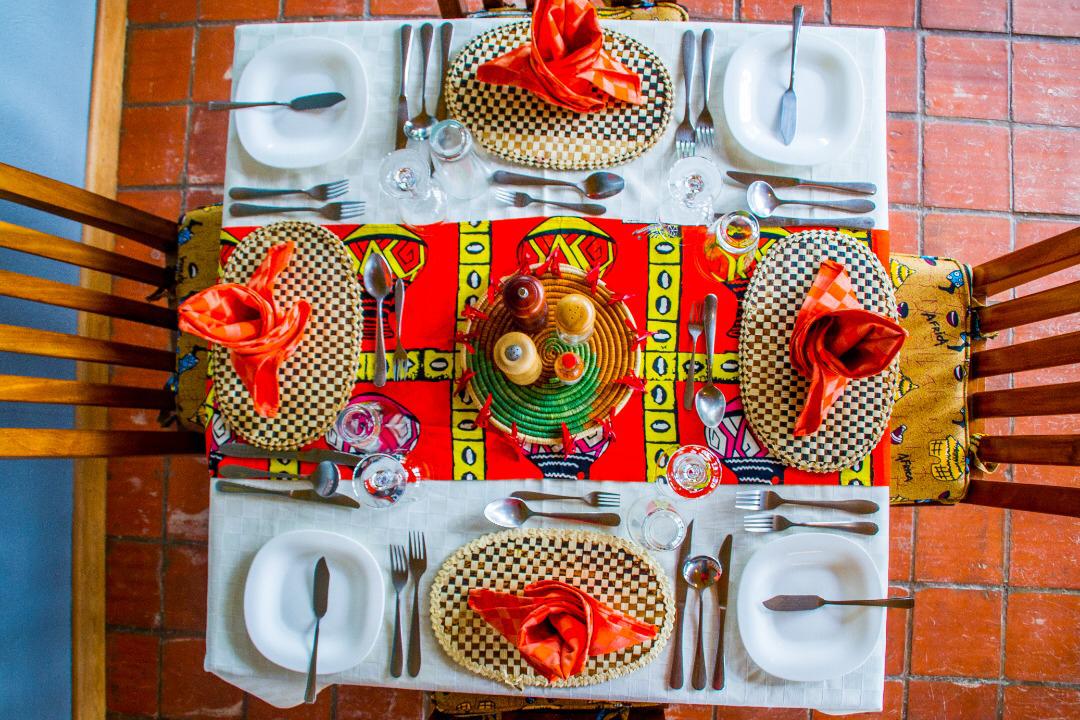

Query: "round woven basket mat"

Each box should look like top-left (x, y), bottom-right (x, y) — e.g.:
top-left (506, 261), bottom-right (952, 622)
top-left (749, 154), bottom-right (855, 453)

top-left (461, 265), bottom-right (642, 445)
top-left (430, 528), bottom-right (673, 688)
top-left (445, 22), bottom-right (673, 170)
top-left (739, 230), bottom-right (899, 472)
top-left (213, 221), bottom-right (361, 451)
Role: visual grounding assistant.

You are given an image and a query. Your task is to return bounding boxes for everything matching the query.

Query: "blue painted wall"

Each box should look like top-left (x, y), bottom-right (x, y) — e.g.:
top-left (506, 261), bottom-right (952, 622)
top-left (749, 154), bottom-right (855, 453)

top-left (0, 1), bottom-right (98, 717)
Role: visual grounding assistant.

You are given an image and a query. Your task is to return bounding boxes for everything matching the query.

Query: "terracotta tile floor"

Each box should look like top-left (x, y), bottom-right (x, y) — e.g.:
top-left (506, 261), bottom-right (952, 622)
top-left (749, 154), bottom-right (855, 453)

top-left (108, 1), bottom-right (1079, 718)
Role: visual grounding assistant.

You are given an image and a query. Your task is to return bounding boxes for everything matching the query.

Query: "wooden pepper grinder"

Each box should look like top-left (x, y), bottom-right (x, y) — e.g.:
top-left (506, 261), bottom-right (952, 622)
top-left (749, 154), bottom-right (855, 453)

top-left (494, 332), bottom-right (542, 386)
top-left (503, 274), bottom-right (548, 333)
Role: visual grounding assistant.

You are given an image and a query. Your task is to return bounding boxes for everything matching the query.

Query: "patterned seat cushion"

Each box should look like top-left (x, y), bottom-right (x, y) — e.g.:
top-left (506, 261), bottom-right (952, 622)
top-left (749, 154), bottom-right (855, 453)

top-left (888, 253), bottom-right (975, 504)
top-left (430, 691), bottom-right (657, 718)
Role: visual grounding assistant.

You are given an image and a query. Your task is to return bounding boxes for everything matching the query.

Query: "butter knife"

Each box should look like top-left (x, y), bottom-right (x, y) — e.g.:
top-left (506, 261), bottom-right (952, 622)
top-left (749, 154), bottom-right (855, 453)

top-left (727, 171), bottom-right (877, 196)
top-left (778, 5), bottom-right (803, 145)
top-left (735, 214), bottom-right (876, 231)
top-left (435, 22), bottom-right (453, 120)
top-left (712, 534), bottom-right (733, 690)
top-left (396, 25), bottom-right (413, 150)
top-left (216, 442), bottom-right (362, 468)
top-left (668, 519), bottom-right (694, 689)
top-left (214, 480), bottom-right (360, 509)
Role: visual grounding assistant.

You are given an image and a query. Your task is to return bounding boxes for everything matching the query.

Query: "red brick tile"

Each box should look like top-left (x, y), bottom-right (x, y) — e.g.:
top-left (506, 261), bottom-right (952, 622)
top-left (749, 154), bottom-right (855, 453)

top-left (1013, 41), bottom-right (1080, 127)
top-left (889, 505), bottom-right (914, 580)
top-left (128, 0), bottom-right (198, 24)
top-left (812, 679), bottom-right (903, 719)
top-left (106, 539), bottom-right (162, 628)
top-left (164, 544), bottom-right (207, 632)
top-left (337, 685), bottom-right (425, 719)
top-left (1005, 592), bottom-right (1080, 682)
top-left (112, 365), bottom-right (172, 389)
top-left (161, 637), bottom-right (244, 718)
top-left (923, 121), bottom-right (1010, 211)
top-left (113, 235), bottom-right (168, 266)
top-left (885, 594), bottom-right (908, 675)
top-left (106, 631), bottom-right (160, 716)
top-left (915, 504), bottom-right (1005, 584)
top-left (119, 105), bottom-right (187, 187)
top-left (908, 680), bottom-right (999, 720)
top-left (831, 0), bottom-right (915, 27)
top-left (923, 212), bottom-right (1011, 265)
top-left (117, 188), bottom-right (183, 219)
top-left (107, 456), bottom-right (165, 537)
top-left (193, 25), bottom-right (236, 103)
top-left (1004, 685), bottom-right (1080, 720)
top-left (681, 0), bottom-right (736, 20)
top-left (284, 0), bottom-right (365, 17)
top-left (715, 708), bottom-right (808, 719)
top-left (664, 704), bottom-right (713, 720)
top-left (199, 0), bottom-right (279, 20)
top-left (108, 406), bottom-right (160, 432)
top-left (911, 588), bottom-right (1001, 678)
top-left (371, 0), bottom-right (440, 15)
top-left (248, 692), bottom-right (334, 720)
top-left (1010, 513), bottom-right (1080, 590)
top-left (925, 36), bottom-right (1008, 120)
top-left (112, 317), bottom-right (172, 349)
top-left (167, 455), bottom-right (210, 542)
top-left (1013, 0), bottom-right (1080, 38)
top-left (887, 117), bottom-right (919, 205)
top-left (188, 106), bottom-right (229, 185)
top-left (921, 0), bottom-right (1007, 32)
top-left (885, 31), bottom-right (918, 114)
top-left (125, 27), bottom-right (194, 104)
top-left (187, 186), bottom-right (225, 209)
top-left (1014, 127), bottom-right (1080, 215)
top-left (740, 0), bottom-right (825, 22)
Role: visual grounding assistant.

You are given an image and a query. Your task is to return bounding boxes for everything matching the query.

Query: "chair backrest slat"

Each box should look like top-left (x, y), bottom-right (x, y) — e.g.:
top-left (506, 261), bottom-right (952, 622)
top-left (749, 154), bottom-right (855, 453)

top-left (970, 330), bottom-right (1080, 379)
top-left (0, 269), bottom-right (176, 329)
top-left (965, 479), bottom-right (1080, 517)
top-left (976, 434), bottom-right (1080, 466)
top-left (0, 375), bottom-right (174, 409)
top-left (0, 324), bottom-right (175, 371)
top-left (0, 428), bottom-right (204, 458)
top-left (976, 279), bottom-right (1080, 333)
top-left (970, 381), bottom-right (1080, 419)
top-left (972, 226), bottom-right (1080, 297)
top-left (0, 221), bottom-right (171, 287)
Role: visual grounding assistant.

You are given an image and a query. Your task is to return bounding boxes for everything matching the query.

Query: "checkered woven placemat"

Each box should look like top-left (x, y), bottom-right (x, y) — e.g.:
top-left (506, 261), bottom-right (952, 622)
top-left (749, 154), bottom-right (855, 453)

top-left (429, 529), bottom-right (673, 689)
top-left (445, 22), bottom-right (673, 170)
top-left (213, 221), bottom-right (362, 450)
top-left (739, 230), bottom-right (899, 472)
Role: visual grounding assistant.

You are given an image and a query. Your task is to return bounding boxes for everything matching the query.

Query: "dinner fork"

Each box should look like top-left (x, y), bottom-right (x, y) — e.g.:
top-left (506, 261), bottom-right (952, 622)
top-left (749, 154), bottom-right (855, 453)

top-left (674, 30), bottom-right (696, 159)
top-left (230, 201), bottom-right (366, 220)
top-left (735, 489), bottom-right (880, 515)
top-left (406, 531), bottom-right (427, 677)
top-left (392, 278), bottom-right (408, 381)
top-left (683, 300), bottom-right (703, 411)
top-left (494, 189), bottom-right (606, 217)
top-left (694, 29), bottom-right (715, 148)
top-left (509, 490), bottom-right (620, 508)
top-left (388, 544), bottom-right (409, 678)
top-left (228, 179), bottom-right (348, 202)
top-left (743, 513), bottom-right (879, 536)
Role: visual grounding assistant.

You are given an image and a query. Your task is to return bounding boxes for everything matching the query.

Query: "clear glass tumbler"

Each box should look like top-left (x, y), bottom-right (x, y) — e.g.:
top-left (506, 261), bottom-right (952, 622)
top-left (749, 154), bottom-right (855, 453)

top-left (627, 496), bottom-right (687, 551)
top-left (378, 148), bottom-right (447, 225)
top-left (428, 119), bottom-right (489, 201)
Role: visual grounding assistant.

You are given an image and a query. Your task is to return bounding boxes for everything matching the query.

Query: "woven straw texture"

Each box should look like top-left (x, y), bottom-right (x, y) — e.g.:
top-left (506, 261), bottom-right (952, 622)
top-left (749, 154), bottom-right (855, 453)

top-left (429, 529), bottom-right (673, 689)
top-left (445, 22), bottom-right (673, 170)
top-left (739, 230), bottom-right (899, 472)
top-left (213, 221), bottom-right (361, 450)
top-left (461, 265), bottom-right (642, 445)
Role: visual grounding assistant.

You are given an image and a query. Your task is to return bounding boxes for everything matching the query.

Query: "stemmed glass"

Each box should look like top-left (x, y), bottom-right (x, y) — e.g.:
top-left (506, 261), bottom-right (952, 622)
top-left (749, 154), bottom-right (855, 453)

top-left (378, 148), bottom-right (446, 225)
top-left (659, 156), bottom-right (723, 225)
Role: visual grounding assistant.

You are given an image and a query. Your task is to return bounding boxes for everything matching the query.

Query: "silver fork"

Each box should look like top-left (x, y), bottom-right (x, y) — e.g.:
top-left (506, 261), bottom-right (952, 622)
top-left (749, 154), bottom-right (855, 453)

top-left (683, 300), bottom-right (703, 411)
top-left (405, 23), bottom-right (436, 140)
top-left (743, 513), bottom-right (879, 536)
top-left (392, 278), bottom-right (408, 382)
top-left (388, 544), bottom-right (409, 678)
top-left (493, 189), bottom-right (606, 216)
top-left (509, 490), bottom-right (620, 508)
top-left (735, 489), bottom-right (880, 515)
top-left (406, 531), bottom-right (427, 677)
top-left (228, 180), bottom-right (349, 202)
top-left (230, 201), bottom-right (366, 221)
top-left (674, 30), bottom-right (696, 159)
top-left (695, 29), bottom-right (715, 148)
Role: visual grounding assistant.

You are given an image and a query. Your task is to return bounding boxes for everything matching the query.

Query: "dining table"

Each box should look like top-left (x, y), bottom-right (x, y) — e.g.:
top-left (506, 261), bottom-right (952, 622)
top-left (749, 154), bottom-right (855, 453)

top-left (202, 16), bottom-right (894, 715)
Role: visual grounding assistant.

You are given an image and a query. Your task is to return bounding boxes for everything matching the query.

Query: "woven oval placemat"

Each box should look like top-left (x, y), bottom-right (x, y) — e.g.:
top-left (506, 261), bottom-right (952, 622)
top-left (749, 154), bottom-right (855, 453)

top-left (461, 265), bottom-right (642, 445)
top-left (213, 221), bottom-right (361, 451)
top-left (430, 528), bottom-right (673, 689)
top-left (445, 21), bottom-right (673, 170)
top-left (739, 230), bottom-right (899, 472)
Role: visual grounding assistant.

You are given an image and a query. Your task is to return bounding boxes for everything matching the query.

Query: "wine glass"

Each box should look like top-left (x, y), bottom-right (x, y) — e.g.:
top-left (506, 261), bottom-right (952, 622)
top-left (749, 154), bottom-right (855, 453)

top-left (378, 148), bottom-right (446, 225)
top-left (659, 156), bottom-right (723, 225)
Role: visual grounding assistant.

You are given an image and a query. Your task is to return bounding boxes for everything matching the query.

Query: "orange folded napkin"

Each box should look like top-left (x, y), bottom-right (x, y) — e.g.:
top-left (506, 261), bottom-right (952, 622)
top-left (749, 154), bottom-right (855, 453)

top-left (476, 0), bottom-right (644, 113)
top-left (178, 241), bottom-right (310, 419)
top-left (468, 579), bottom-right (657, 681)
top-left (789, 259), bottom-right (906, 437)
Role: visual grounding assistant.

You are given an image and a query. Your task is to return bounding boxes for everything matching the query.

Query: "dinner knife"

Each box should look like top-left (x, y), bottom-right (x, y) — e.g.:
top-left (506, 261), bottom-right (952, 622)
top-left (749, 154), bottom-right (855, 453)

top-left (727, 171), bottom-right (877, 196)
top-left (778, 5), bottom-right (803, 145)
top-left (435, 22), bottom-right (453, 120)
top-left (214, 480), bottom-right (360, 509)
top-left (216, 442), bottom-right (362, 468)
top-left (396, 25), bottom-right (413, 150)
top-left (711, 534), bottom-right (733, 690)
top-left (668, 519), bottom-right (694, 689)
top-left (737, 214), bottom-right (877, 231)
top-left (304, 557), bottom-right (330, 703)
top-left (763, 594), bottom-right (915, 611)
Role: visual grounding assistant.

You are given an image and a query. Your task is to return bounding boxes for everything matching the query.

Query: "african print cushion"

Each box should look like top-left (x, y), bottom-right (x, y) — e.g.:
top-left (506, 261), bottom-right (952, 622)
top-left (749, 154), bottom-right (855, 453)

top-left (429, 691), bottom-right (657, 717)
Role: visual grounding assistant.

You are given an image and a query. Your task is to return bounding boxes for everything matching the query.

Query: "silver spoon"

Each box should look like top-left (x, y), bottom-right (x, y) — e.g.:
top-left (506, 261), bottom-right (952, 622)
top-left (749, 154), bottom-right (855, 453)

top-left (747, 180), bottom-right (876, 218)
top-left (483, 497), bottom-right (621, 528)
top-left (362, 253), bottom-right (394, 387)
top-left (682, 555), bottom-right (723, 690)
top-left (404, 23), bottom-right (436, 140)
top-left (491, 170), bottom-right (625, 200)
top-left (695, 293), bottom-right (726, 428)
top-left (214, 460), bottom-right (341, 497)
top-left (208, 92), bottom-right (345, 112)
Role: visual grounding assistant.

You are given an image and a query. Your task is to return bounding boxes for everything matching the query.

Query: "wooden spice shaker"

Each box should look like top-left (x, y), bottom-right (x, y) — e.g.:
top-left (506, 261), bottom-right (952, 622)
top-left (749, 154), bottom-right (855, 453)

top-left (503, 274), bottom-right (547, 333)
top-left (493, 332), bottom-right (542, 385)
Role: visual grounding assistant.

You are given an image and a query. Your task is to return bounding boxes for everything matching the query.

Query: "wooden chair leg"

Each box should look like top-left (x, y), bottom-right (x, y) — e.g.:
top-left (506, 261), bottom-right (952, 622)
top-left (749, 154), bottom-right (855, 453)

top-left (964, 479), bottom-right (1080, 517)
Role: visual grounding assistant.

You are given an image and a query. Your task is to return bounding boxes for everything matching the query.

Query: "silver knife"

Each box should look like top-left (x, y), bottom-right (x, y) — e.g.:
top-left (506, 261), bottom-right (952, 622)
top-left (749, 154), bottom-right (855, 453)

top-left (216, 442), bottom-right (363, 467)
top-left (214, 480), bottom-right (360, 509)
top-left (727, 171), bottom-right (877, 196)
top-left (668, 519), bottom-right (694, 689)
top-left (778, 5), bottom-right (803, 145)
top-left (396, 25), bottom-right (413, 150)
top-left (729, 213), bottom-right (876, 231)
top-left (305, 557), bottom-right (330, 703)
top-left (435, 22), bottom-right (453, 120)
top-left (712, 534), bottom-right (733, 690)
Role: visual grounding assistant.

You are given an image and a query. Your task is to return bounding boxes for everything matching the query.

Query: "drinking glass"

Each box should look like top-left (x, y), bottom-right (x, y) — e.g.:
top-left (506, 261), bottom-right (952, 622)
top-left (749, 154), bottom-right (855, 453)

top-left (709, 210), bottom-right (760, 257)
top-left (627, 496), bottom-right (687, 551)
top-left (658, 444), bottom-right (724, 500)
top-left (378, 148), bottom-right (446, 225)
top-left (659, 156), bottom-right (723, 225)
top-left (429, 119), bottom-right (489, 201)
top-left (350, 453), bottom-right (411, 509)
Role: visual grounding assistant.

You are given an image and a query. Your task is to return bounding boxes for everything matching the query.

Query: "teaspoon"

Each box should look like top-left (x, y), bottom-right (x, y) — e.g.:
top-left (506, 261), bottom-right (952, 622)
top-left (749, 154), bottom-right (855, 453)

top-left (747, 180), bottom-right (876, 218)
top-left (682, 555), bottom-right (723, 690)
top-left (362, 253), bottom-right (394, 387)
top-left (215, 461), bottom-right (341, 497)
top-left (483, 497), bottom-right (621, 528)
top-left (491, 170), bottom-right (626, 200)
top-left (694, 294), bottom-right (726, 428)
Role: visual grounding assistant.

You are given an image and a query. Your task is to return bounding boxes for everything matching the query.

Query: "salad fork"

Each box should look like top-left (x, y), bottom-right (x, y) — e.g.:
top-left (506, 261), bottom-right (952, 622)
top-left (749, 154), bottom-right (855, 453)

top-left (735, 489), bottom-right (879, 515)
top-left (230, 201), bottom-right (365, 221)
top-left (229, 179), bottom-right (348, 202)
top-left (388, 544), bottom-right (409, 678)
top-left (494, 189), bottom-right (606, 216)
top-left (509, 490), bottom-right (620, 508)
top-left (743, 513), bottom-right (879, 536)
top-left (694, 29), bottom-right (715, 148)
top-left (674, 30), bottom-right (696, 159)
top-left (683, 300), bottom-right (703, 411)
top-left (392, 279), bottom-right (408, 381)
top-left (406, 532), bottom-right (427, 677)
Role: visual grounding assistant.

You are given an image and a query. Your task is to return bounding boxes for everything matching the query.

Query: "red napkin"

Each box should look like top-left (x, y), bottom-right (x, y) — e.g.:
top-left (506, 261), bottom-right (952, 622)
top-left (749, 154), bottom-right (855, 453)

top-left (476, 0), bottom-right (644, 113)
top-left (468, 579), bottom-right (657, 681)
top-left (789, 259), bottom-right (906, 437)
top-left (178, 242), bottom-right (311, 418)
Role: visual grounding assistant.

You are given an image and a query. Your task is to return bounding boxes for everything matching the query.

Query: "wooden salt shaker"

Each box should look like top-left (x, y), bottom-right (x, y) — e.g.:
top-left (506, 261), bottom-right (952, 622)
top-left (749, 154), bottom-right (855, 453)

top-left (494, 332), bottom-right (542, 386)
top-left (503, 274), bottom-right (548, 333)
